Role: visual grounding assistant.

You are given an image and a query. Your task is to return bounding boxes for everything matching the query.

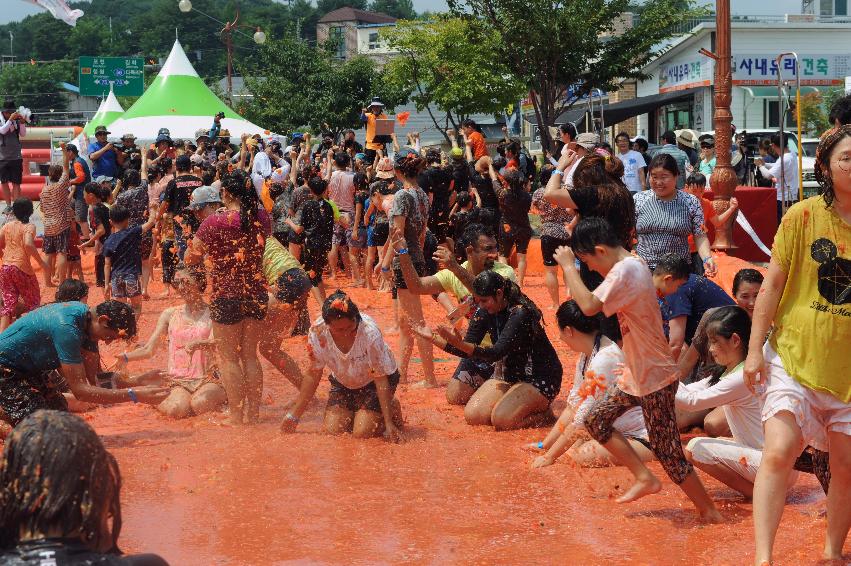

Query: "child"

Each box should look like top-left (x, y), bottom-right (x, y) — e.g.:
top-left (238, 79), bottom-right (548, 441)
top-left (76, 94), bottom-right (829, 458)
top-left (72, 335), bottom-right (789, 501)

top-left (554, 216), bottom-right (722, 523)
top-left (528, 300), bottom-right (652, 469)
top-left (676, 306), bottom-right (796, 500)
top-left (102, 203), bottom-right (158, 317)
top-left (39, 142), bottom-right (73, 285)
top-left (286, 176), bottom-right (334, 305)
top-left (0, 198), bottom-right (50, 331)
top-left (495, 169), bottom-right (533, 287)
top-left (81, 183), bottom-right (112, 289)
top-left (652, 253), bottom-right (735, 360)
top-left (683, 173), bottom-right (738, 275)
top-left (280, 292), bottom-right (403, 442)
top-left (66, 223), bottom-right (84, 282)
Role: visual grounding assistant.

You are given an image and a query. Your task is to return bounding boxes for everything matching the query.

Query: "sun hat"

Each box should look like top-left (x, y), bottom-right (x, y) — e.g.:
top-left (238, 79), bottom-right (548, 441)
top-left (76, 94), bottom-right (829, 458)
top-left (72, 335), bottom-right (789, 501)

top-left (121, 133), bottom-right (136, 141)
top-left (676, 129), bottom-right (698, 149)
top-left (575, 132), bottom-right (599, 151)
top-left (367, 97), bottom-right (385, 109)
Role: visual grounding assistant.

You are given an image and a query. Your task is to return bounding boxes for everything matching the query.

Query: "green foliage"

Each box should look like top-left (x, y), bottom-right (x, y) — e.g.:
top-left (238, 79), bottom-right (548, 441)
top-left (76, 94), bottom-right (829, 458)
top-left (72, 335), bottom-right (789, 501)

top-left (238, 37), bottom-right (408, 135)
top-left (798, 89), bottom-right (843, 137)
top-left (0, 62), bottom-right (72, 113)
top-left (381, 17), bottom-right (524, 138)
top-left (370, 0), bottom-right (417, 19)
top-left (447, 0), bottom-right (706, 150)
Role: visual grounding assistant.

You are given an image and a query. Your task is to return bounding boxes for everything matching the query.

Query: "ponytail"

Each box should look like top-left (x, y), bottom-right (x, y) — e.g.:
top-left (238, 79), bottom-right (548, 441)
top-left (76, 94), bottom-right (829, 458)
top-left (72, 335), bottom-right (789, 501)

top-left (472, 271), bottom-right (542, 322)
top-left (222, 170), bottom-right (259, 233)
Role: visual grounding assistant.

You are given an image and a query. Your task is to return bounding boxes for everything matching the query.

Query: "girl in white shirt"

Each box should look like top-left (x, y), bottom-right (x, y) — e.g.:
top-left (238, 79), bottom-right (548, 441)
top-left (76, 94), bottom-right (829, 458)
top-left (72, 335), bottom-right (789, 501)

top-left (677, 306), bottom-right (798, 499)
top-left (528, 300), bottom-right (652, 469)
top-left (280, 291), bottom-right (403, 442)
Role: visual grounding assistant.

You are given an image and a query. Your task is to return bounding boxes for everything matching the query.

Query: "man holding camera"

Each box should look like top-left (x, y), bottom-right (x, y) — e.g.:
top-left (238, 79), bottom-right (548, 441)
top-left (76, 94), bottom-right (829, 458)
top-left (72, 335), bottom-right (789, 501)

top-left (88, 125), bottom-right (120, 182)
top-left (0, 99), bottom-right (28, 209)
top-left (117, 134), bottom-right (140, 173)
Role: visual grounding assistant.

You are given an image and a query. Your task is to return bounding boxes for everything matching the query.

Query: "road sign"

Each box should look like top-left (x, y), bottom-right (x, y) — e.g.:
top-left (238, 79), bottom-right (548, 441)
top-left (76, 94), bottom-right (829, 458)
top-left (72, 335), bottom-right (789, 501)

top-left (78, 57), bottom-right (144, 97)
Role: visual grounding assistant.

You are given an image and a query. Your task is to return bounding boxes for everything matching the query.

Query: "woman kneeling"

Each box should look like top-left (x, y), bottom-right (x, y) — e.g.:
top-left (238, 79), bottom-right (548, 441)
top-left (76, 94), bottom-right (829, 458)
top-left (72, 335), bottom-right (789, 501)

top-left (116, 268), bottom-right (226, 419)
top-left (416, 271), bottom-right (562, 430)
top-left (281, 292), bottom-right (403, 441)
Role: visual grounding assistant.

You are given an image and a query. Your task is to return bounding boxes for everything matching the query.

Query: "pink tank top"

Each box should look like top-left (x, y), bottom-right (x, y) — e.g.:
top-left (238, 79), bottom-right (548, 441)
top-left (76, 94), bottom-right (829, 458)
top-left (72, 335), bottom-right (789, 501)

top-left (167, 306), bottom-right (213, 381)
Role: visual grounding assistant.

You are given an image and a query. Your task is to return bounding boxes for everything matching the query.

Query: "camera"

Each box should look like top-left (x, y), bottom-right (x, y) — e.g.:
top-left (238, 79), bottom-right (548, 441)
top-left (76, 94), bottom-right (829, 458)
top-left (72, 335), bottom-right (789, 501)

top-left (215, 111), bottom-right (225, 119)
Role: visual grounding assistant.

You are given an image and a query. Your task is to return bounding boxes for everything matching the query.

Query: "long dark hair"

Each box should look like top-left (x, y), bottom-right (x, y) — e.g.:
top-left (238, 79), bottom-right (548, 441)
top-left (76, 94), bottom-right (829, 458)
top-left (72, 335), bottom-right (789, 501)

top-left (705, 305), bottom-right (751, 385)
top-left (472, 270), bottom-right (541, 321)
top-left (0, 410), bottom-right (123, 552)
top-left (814, 124), bottom-right (851, 207)
top-left (570, 154), bottom-right (635, 250)
top-left (221, 169), bottom-right (259, 233)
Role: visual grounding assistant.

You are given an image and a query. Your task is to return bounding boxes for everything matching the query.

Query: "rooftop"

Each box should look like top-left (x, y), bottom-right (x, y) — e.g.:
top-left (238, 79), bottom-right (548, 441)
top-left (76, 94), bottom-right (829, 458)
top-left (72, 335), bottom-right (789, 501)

top-left (318, 7), bottom-right (397, 25)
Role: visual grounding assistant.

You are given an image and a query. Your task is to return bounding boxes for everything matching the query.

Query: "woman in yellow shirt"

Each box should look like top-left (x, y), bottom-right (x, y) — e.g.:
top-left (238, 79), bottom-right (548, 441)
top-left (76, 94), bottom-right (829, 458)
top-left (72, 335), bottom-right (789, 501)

top-left (744, 125), bottom-right (851, 565)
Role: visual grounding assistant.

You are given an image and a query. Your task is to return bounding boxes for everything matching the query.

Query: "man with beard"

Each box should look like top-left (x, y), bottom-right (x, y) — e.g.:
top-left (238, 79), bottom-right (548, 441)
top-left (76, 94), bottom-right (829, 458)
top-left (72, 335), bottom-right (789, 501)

top-left (395, 223), bottom-right (516, 405)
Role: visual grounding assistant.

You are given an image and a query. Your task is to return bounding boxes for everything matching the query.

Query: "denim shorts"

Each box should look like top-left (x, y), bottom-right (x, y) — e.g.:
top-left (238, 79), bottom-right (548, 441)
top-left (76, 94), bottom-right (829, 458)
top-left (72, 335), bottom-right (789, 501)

top-left (110, 273), bottom-right (141, 298)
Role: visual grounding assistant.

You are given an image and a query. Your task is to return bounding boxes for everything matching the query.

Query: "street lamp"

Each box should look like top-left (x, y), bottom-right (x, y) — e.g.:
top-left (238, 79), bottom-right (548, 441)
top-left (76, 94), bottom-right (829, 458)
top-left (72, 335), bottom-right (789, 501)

top-left (176, 1), bottom-right (266, 103)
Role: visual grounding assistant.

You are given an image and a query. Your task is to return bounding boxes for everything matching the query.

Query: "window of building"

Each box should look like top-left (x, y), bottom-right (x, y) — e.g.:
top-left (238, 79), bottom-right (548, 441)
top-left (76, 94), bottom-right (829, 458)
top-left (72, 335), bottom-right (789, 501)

top-left (329, 26), bottom-right (345, 59)
top-left (821, 0), bottom-right (848, 15)
top-left (368, 32), bottom-right (379, 50)
top-left (765, 99), bottom-right (797, 128)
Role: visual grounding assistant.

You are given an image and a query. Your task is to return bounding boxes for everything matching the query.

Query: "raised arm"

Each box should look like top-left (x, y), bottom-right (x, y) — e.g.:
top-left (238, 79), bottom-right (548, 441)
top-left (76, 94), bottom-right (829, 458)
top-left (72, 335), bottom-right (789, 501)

top-left (553, 246), bottom-right (603, 315)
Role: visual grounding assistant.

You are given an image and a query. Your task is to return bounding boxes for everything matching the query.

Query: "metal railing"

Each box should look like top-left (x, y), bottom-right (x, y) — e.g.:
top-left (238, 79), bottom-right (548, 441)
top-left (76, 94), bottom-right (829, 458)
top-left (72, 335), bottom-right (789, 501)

top-left (654, 14), bottom-right (851, 35)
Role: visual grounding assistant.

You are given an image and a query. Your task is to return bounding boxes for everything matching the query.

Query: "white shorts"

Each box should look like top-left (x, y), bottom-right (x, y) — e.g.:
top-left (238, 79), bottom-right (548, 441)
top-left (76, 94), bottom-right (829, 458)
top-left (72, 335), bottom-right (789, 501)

top-left (762, 343), bottom-right (851, 452)
top-left (686, 436), bottom-right (799, 488)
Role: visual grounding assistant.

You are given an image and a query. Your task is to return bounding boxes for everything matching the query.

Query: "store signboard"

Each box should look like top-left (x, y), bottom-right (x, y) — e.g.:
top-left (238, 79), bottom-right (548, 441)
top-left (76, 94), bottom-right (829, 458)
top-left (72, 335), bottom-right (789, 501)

top-left (659, 57), bottom-right (713, 93)
top-left (733, 54), bottom-right (850, 86)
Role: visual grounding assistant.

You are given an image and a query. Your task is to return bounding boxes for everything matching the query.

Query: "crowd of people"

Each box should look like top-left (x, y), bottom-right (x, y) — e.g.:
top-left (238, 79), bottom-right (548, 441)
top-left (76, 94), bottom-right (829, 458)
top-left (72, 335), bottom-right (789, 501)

top-left (0, 91), bottom-right (848, 565)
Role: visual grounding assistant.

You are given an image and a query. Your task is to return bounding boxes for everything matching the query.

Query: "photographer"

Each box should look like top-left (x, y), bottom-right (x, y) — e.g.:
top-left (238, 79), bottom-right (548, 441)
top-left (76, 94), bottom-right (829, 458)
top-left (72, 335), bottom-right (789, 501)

top-left (0, 99), bottom-right (27, 211)
top-left (208, 112), bottom-right (237, 159)
top-left (87, 126), bottom-right (120, 181)
top-left (117, 133), bottom-right (140, 173)
top-left (343, 129), bottom-right (363, 154)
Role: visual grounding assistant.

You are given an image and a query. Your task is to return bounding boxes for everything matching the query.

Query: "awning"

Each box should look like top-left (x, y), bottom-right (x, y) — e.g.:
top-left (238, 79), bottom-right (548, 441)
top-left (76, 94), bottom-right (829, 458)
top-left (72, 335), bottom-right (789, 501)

top-left (551, 87), bottom-right (702, 126)
top-left (738, 85), bottom-right (834, 98)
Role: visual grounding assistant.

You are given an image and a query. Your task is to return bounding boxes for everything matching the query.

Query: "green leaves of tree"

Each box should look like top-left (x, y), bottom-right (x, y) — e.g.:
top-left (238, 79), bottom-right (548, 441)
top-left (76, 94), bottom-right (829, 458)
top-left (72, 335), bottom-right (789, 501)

top-left (238, 37), bottom-right (409, 136)
top-left (381, 17), bottom-right (524, 137)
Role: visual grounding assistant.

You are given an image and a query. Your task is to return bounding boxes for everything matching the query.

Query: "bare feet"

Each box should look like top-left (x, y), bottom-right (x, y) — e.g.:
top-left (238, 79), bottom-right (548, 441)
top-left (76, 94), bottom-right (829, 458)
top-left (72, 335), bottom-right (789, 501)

top-left (616, 474), bottom-right (662, 503)
top-left (409, 379), bottom-right (438, 389)
top-left (531, 455), bottom-right (554, 468)
top-left (699, 507), bottom-right (724, 524)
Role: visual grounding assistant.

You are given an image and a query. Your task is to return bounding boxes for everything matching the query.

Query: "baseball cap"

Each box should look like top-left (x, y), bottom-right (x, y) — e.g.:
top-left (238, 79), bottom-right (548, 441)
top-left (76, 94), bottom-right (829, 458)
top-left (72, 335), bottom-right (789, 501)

top-left (175, 154), bottom-right (192, 169)
top-left (94, 175), bottom-right (113, 184)
top-left (195, 128), bottom-right (210, 140)
top-left (189, 186), bottom-right (221, 210)
top-left (574, 132), bottom-right (599, 151)
top-left (94, 125), bottom-right (110, 135)
top-left (121, 133), bottom-right (136, 141)
top-left (375, 156), bottom-right (395, 179)
top-left (450, 147), bottom-right (464, 159)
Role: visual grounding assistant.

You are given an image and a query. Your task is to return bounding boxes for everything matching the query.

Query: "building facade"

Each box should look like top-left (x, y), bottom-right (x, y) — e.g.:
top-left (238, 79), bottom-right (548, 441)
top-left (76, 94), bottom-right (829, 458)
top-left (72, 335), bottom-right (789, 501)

top-left (631, 17), bottom-right (851, 142)
top-left (316, 8), bottom-right (397, 62)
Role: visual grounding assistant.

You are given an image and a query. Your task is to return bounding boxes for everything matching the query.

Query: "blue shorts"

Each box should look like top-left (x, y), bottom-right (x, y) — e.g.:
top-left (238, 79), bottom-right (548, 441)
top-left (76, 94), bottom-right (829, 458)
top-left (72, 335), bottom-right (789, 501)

top-left (347, 226), bottom-right (368, 249)
top-left (110, 273), bottom-right (141, 298)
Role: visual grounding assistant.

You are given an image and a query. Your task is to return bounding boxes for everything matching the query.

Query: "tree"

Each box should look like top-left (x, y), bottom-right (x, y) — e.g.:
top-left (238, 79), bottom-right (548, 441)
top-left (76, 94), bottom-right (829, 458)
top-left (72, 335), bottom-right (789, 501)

top-left (370, 0), bottom-right (417, 19)
top-left (447, 0), bottom-right (706, 152)
top-left (0, 62), bottom-right (72, 114)
top-left (238, 36), bottom-right (408, 136)
top-left (381, 17), bottom-right (524, 142)
top-left (797, 88), bottom-right (843, 137)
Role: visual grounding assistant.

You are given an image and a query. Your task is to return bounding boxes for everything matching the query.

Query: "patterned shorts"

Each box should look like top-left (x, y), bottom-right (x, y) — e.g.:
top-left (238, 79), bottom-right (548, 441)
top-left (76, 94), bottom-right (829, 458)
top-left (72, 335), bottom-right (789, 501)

top-left (110, 273), bottom-right (141, 299)
top-left (0, 265), bottom-right (40, 317)
top-left (584, 380), bottom-right (692, 484)
top-left (42, 228), bottom-right (70, 255)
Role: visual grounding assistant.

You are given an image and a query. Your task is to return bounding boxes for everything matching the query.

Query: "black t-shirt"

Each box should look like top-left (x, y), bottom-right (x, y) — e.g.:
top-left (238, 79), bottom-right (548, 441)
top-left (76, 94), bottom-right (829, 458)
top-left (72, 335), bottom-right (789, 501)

top-left (296, 198), bottom-right (334, 250)
top-left (500, 190), bottom-right (532, 229)
top-left (469, 167), bottom-right (499, 210)
top-left (162, 174), bottom-right (203, 215)
top-left (0, 539), bottom-right (169, 565)
top-left (418, 166), bottom-right (453, 220)
top-left (450, 163), bottom-right (470, 193)
top-left (88, 202), bottom-right (112, 244)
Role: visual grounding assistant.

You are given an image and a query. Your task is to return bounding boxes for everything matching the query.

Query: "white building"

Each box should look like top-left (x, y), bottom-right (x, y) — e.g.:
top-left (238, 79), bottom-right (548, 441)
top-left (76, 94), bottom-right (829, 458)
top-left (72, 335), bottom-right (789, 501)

top-left (629, 16), bottom-right (851, 141)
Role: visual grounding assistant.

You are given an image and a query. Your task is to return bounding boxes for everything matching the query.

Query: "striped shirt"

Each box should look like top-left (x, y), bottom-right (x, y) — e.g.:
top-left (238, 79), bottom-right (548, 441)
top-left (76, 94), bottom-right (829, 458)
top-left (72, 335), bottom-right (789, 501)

top-left (634, 190), bottom-right (705, 269)
top-left (39, 172), bottom-right (73, 236)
